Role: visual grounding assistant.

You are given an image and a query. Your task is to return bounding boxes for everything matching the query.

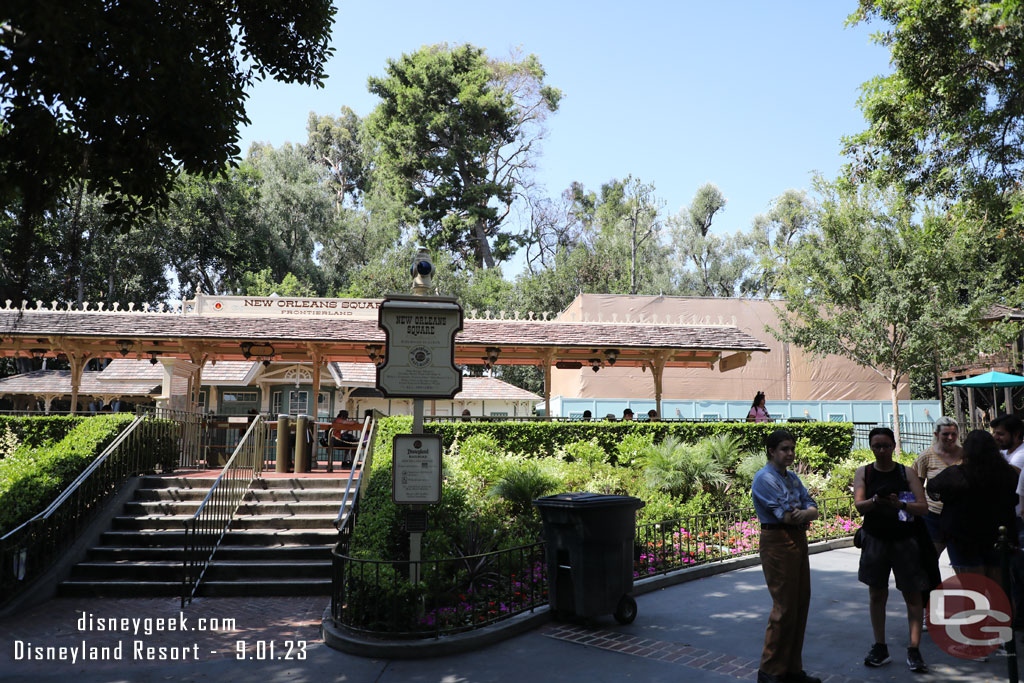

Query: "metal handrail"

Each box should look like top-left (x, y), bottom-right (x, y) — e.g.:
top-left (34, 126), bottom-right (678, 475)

top-left (0, 413), bottom-right (181, 606)
top-left (136, 406), bottom-right (206, 469)
top-left (181, 415), bottom-right (266, 606)
top-left (334, 415), bottom-right (378, 534)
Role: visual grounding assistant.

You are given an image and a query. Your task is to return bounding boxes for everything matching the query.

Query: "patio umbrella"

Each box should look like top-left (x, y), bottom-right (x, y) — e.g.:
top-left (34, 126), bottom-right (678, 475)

top-left (942, 371), bottom-right (1024, 426)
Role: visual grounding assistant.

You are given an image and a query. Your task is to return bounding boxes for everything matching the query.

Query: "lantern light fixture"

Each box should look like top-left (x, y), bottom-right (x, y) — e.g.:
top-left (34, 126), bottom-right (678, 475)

top-left (116, 340), bottom-right (133, 357)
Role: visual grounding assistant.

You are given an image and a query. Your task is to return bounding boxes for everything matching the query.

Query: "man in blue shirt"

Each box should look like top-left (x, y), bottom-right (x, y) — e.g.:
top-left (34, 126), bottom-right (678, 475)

top-left (751, 429), bottom-right (820, 683)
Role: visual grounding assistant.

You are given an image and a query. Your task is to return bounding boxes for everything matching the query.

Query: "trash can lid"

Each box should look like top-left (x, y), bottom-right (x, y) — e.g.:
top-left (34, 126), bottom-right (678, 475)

top-left (533, 492), bottom-right (645, 508)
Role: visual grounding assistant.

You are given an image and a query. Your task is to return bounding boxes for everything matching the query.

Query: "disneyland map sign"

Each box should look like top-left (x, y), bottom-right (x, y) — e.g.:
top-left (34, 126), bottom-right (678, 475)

top-left (189, 294), bottom-right (381, 319)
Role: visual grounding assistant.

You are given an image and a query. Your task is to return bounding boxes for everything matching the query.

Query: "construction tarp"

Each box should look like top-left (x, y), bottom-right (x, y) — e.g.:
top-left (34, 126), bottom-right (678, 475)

top-left (550, 294), bottom-right (908, 402)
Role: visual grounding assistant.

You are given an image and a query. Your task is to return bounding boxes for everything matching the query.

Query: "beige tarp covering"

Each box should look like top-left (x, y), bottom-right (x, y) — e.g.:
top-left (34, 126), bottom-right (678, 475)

top-left (551, 294), bottom-right (908, 401)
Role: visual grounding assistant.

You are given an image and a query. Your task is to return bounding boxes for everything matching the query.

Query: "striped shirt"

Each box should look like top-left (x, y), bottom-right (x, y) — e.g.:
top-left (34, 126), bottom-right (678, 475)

top-left (912, 447), bottom-right (961, 515)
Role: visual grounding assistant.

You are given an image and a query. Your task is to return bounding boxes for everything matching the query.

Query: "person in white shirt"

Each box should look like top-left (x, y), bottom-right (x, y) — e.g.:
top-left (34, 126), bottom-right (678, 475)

top-left (992, 413), bottom-right (1024, 629)
top-left (992, 414), bottom-right (1024, 471)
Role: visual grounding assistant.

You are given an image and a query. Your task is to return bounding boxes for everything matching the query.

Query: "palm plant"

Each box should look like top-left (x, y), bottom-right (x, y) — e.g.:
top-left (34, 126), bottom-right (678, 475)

top-left (641, 436), bottom-right (728, 500)
top-left (488, 461), bottom-right (558, 516)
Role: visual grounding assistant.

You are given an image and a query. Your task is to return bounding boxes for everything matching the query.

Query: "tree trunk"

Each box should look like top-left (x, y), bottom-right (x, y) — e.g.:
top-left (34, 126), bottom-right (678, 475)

top-left (472, 219), bottom-right (495, 269)
top-left (891, 378), bottom-right (903, 455)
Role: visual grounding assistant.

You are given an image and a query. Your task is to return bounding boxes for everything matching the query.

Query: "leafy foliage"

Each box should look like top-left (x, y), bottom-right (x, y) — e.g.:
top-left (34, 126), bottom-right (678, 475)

top-left (640, 436), bottom-right (728, 500)
top-left (0, 414), bottom-right (134, 534)
top-left (0, 2), bottom-right (336, 302)
top-left (366, 44), bottom-right (562, 269)
top-left (0, 416), bottom-right (86, 448)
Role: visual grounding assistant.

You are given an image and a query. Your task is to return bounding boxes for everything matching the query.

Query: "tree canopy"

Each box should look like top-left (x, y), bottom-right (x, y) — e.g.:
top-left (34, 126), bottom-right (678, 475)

top-left (0, 1), bottom-right (336, 302)
top-left (366, 44), bottom-right (562, 270)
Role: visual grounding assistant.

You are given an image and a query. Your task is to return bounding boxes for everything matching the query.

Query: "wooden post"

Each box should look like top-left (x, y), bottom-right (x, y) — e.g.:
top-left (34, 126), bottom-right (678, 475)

top-left (968, 387), bottom-right (977, 429)
top-left (953, 385), bottom-right (963, 425)
top-left (540, 349), bottom-right (556, 419)
top-left (308, 344), bottom-right (323, 419)
top-left (650, 351), bottom-right (669, 419)
top-left (65, 348), bottom-right (89, 415)
top-left (1006, 386), bottom-right (1014, 416)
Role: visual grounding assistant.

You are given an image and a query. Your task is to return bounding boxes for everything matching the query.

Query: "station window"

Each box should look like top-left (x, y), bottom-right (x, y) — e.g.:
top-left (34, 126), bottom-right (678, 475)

top-left (317, 392), bottom-right (330, 419)
top-left (289, 391), bottom-right (308, 415)
top-left (828, 413), bottom-right (846, 422)
top-left (222, 392), bottom-right (257, 404)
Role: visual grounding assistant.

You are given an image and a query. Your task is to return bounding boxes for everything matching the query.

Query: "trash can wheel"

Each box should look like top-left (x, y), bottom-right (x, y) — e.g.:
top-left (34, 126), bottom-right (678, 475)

top-left (613, 594), bottom-right (637, 625)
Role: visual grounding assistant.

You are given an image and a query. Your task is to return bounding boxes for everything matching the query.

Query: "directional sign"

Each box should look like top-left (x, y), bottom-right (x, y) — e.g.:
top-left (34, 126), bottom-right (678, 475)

top-left (377, 295), bottom-right (463, 399)
top-left (392, 434), bottom-right (443, 505)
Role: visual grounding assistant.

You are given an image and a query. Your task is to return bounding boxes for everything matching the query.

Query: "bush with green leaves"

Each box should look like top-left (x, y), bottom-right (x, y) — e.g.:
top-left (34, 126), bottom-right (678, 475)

top-left (417, 419), bottom-right (853, 466)
top-left (559, 438), bottom-right (607, 470)
top-left (0, 414), bottom-right (135, 534)
top-left (0, 416), bottom-right (87, 451)
top-left (488, 461), bottom-right (558, 516)
top-left (640, 436), bottom-right (728, 500)
top-left (614, 431), bottom-right (653, 467)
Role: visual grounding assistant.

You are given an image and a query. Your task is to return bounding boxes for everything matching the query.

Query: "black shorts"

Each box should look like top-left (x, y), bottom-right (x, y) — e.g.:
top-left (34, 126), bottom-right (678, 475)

top-left (857, 530), bottom-right (930, 593)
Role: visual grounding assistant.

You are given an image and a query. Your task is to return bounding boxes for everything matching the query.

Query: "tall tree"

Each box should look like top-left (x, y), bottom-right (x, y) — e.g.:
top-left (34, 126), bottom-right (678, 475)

top-left (772, 178), bottom-right (1001, 453)
top-left (305, 107), bottom-right (369, 210)
top-left (0, 1), bottom-right (336, 303)
top-left (366, 44), bottom-right (562, 269)
top-left (746, 189), bottom-right (813, 297)
top-left (845, 0), bottom-right (1024, 301)
top-left (670, 183), bottom-right (753, 296)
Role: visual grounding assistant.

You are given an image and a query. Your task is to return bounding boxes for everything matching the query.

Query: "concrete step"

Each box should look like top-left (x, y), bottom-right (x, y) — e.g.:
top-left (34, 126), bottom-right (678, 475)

top-left (58, 581), bottom-right (182, 598)
top-left (71, 559), bottom-right (332, 581)
top-left (87, 545), bottom-right (334, 562)
top-left (123, 501), bottom-right (341, 516)
top-left (101, 529), bottom-right (339, 546)
top-left (111, 513), bottom-right (343, 531)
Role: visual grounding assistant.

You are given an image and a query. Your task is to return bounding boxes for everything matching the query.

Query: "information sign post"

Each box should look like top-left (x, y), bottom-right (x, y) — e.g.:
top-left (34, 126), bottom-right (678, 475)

top-left (376, 249), bottom-right (463, 581)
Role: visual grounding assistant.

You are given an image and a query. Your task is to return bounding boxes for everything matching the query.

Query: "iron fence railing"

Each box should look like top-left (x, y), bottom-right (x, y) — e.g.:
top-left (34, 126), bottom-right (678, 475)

top-left (332, 542), bottom-right (547, 638)
top-left (0, 413), bottom-right (181, 606)
top-left (852, 421), bottom-right (951, 453)
top-left (334, 414), bottom-right (379, 546)
top-left (330, 496), bottom-right (859, 638)
top-left (181, 416), bottom-right (266, 606)
top-left (634, 496), bottom-right (860, 578)
top-left (135, 406), bottom-right (206, 468)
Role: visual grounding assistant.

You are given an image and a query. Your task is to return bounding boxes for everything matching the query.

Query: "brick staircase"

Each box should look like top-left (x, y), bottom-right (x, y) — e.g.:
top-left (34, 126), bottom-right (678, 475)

top-left (59, 475), bottom-right (350, 598)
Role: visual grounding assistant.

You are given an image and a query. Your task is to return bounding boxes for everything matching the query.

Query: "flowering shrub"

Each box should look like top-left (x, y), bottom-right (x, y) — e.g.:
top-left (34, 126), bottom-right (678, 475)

top-left (417, 560), bottom-right (547, 630)
top-left (634, 503), bottom-right (861, 577)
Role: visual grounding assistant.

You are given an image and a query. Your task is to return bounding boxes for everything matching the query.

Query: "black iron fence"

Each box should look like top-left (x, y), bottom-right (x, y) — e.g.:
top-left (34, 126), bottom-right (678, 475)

top-left (851, 421), bottom-right (950, 453)
top-left (330, 495), bottom-right (859, 638)
top-left (332, 542), bottom-right (547, 638)
top-left (135, 406), bottom-right (206, 468)
top-left (634, 496), bottom-right (859, 578)
top-left (0, 413), bottom-right (183, 606)
top-left (182, 416), bottom-right (267, 606)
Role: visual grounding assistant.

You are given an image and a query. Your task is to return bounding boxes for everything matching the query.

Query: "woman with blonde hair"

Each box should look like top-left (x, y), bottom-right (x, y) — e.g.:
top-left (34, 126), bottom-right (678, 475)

top-left (911, 416), bottom-right (963, 555)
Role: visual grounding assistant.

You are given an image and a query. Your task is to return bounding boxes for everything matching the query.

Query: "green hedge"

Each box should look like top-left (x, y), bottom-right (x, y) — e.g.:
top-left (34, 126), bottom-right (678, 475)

top-left (0, 416), bottom-right (88, 451)
top-left (0, 414), bottom-right (135, 534)
top-left (375, 418), bottom-right (853, 469)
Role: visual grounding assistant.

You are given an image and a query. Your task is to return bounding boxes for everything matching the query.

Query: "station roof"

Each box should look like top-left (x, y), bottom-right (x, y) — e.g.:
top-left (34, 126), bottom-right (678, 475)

top-left (0, 305), bottom-right (769, 370)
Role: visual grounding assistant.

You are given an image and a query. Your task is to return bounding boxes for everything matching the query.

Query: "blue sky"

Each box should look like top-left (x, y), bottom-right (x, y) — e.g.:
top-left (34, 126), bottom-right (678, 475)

top-left (238, 1), bottom-right (892, 268)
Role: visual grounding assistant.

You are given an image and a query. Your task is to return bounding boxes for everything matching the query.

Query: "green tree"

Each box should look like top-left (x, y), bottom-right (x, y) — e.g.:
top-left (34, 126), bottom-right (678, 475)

top-left (772, 178), bottom-right (1001, 453)
top-left (305, 106), bottom-right (369, 209)
top-left (746, 189), bottom-right (814, 297)
top-left (670, 183), bottom-right (753, 296)
top-left (366, 44), bottom-right (562, 269)
top-left (845, 0), bottom-right (1024, 301)
top-left (0, 1), bottom-right (336, 303)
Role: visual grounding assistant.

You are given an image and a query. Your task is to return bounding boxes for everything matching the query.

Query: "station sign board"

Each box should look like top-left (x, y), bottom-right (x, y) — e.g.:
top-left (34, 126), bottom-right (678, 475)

top-left (377, 295), bottom-right (463, 399)
top-left (392, 434), bottom-right (443, 505)
top-left (189, 293), bottom-right (381, 320)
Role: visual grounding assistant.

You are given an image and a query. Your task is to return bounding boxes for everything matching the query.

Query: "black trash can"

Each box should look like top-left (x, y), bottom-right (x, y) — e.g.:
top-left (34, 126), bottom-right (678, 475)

top-left (533, 492), bottom-right (645, 624)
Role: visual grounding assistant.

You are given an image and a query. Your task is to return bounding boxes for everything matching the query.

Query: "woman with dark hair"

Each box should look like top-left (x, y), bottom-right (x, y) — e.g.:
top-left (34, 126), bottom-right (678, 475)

top-left (853, 427), bottom-right (931, 671)
top-left (747, 391), bottom-right (770, 423)
top-left (927, 429), bottom-right (1018, 583)
top-left (751, 429), bottom-right (821, 683)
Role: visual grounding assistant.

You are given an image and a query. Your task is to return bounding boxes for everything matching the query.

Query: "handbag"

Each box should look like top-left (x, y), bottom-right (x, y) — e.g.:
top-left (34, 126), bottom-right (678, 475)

top-left (854, 527), bottom-right (865, 548)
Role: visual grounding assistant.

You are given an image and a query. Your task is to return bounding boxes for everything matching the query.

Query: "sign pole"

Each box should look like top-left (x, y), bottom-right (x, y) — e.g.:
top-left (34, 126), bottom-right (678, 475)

top-left (410, 398), bottom-right (424, 582)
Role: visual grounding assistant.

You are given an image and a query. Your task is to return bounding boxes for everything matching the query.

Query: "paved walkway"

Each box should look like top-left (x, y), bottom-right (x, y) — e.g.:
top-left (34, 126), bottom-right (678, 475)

top-left (0, 547), bottom-right (1017, 682)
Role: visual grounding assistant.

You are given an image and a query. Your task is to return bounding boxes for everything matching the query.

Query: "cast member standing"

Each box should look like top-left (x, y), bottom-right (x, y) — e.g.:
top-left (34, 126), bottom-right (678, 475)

top-left (751, 429), bottom-right (821, 683)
